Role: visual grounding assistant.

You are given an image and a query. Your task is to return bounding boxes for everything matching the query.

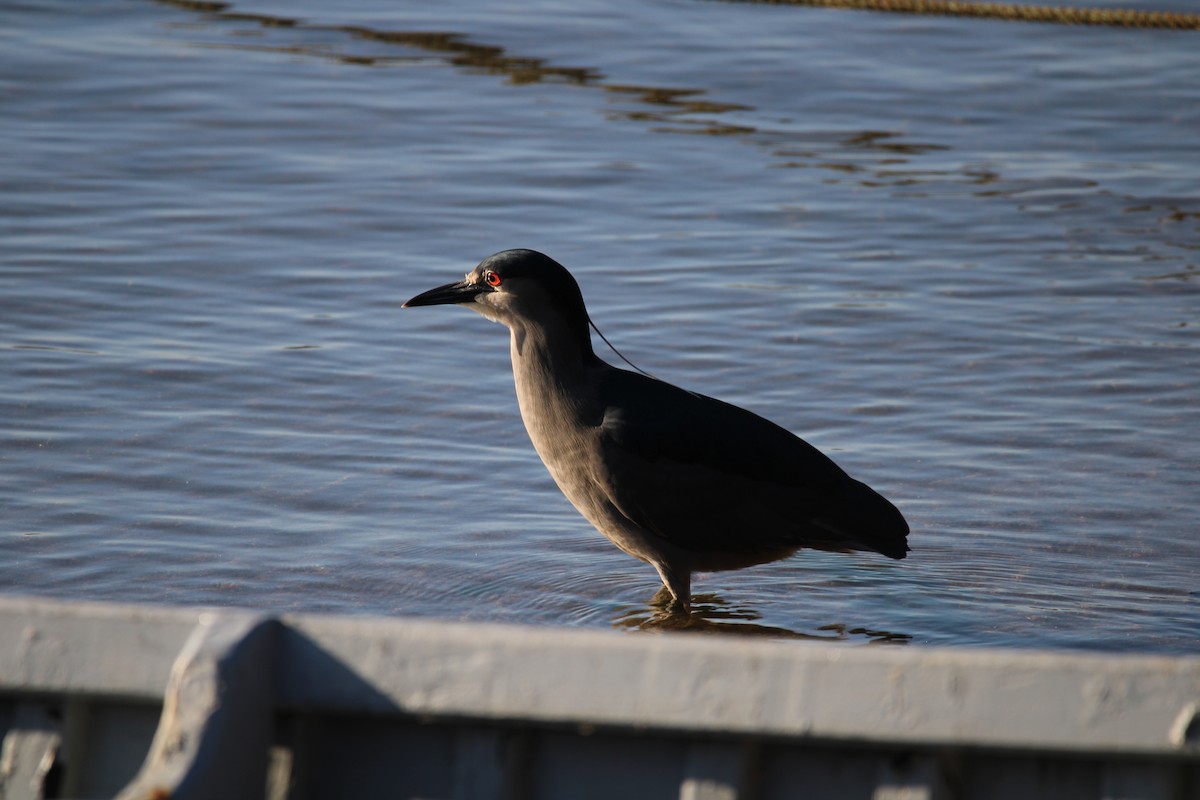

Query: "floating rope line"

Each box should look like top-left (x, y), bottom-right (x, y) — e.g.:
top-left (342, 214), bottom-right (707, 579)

top-left (712, 0), bottom-right (1200, 30)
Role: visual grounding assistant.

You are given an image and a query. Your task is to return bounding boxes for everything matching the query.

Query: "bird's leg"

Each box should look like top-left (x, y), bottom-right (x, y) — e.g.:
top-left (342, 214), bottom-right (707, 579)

top-left (649, 586), bottom-right (674, 608)
top-left (652, 563), bottom-right (692, 615)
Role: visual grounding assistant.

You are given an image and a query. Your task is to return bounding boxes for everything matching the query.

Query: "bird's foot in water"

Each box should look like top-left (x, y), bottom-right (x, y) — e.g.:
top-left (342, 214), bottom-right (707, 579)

top-left (649, 585), bottom-right (691, 618)
top-left (617, 594), bottom-right (912, 641)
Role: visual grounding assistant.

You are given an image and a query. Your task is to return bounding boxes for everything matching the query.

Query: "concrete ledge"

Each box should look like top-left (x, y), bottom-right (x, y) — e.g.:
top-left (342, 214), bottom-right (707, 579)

top-left (1, 596), bottom-right (1197, 799)
top-left (0, 596), bottom-right (199, 700)
top-left (282, 612), bottom-right (1200, 756)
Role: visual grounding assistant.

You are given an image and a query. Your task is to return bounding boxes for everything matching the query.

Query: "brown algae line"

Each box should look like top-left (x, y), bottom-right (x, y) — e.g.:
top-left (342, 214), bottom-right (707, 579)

top-left (709, 0), bottom-right (1200, 30)
top-left (157, 0), bottom-right (1200, 31)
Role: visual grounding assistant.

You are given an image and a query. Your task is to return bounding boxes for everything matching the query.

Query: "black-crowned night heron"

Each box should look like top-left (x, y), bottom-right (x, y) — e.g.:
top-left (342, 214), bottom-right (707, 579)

top-left (404, 249), bottom-right (909, 611)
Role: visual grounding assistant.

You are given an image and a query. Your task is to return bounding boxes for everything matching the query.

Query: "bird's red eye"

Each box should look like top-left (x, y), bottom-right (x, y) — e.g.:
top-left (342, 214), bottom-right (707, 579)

top-left (484, 270), bottom-right (502, 287)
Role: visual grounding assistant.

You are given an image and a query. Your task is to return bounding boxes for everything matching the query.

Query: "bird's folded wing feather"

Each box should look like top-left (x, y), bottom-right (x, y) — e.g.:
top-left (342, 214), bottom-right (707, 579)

top-left (592, 370), bottom-right (882, 558)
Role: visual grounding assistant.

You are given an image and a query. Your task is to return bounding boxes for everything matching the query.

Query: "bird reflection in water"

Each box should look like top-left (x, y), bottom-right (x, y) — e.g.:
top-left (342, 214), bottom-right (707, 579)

top-left (613, 591), bottom-right (912, 644)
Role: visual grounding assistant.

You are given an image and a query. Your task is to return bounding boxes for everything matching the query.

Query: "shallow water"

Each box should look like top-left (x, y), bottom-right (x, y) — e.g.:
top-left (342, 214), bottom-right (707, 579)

top-left (2, 0), bottom-right (1198, 651)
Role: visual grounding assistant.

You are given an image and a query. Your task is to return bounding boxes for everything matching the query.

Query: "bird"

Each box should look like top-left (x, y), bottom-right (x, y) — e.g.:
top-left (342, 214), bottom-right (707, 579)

top-left (404, 249), bottom-right (909, 612)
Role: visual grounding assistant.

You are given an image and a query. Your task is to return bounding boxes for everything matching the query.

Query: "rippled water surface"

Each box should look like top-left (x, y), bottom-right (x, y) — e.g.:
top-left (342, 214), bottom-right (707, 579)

top-left (2, 0), bottom-right (1198, 651)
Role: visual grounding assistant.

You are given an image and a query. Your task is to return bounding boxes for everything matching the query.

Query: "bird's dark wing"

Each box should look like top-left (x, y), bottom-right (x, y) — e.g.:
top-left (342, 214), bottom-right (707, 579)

top-left (593, 369), bottom-right (908, 566)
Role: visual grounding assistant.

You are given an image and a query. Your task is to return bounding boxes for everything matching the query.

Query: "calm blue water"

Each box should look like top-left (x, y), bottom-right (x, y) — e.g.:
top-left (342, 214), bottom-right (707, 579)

top-left (2, 0), bottom-right (1197, 651)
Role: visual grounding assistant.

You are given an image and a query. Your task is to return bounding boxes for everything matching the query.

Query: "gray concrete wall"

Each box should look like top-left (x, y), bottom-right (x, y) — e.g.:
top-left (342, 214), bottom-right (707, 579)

top-left (1, 596), bottom-right (1197, 799)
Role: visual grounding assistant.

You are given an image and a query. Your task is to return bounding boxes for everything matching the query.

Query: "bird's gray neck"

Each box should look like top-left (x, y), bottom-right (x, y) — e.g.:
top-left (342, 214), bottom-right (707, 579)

top-left (508, 319), bottom-right (603, 445)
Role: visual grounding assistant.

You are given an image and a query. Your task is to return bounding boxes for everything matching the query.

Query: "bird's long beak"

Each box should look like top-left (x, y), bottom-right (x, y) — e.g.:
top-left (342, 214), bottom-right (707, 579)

top-left (402, 279), bottom-right (484, 308)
